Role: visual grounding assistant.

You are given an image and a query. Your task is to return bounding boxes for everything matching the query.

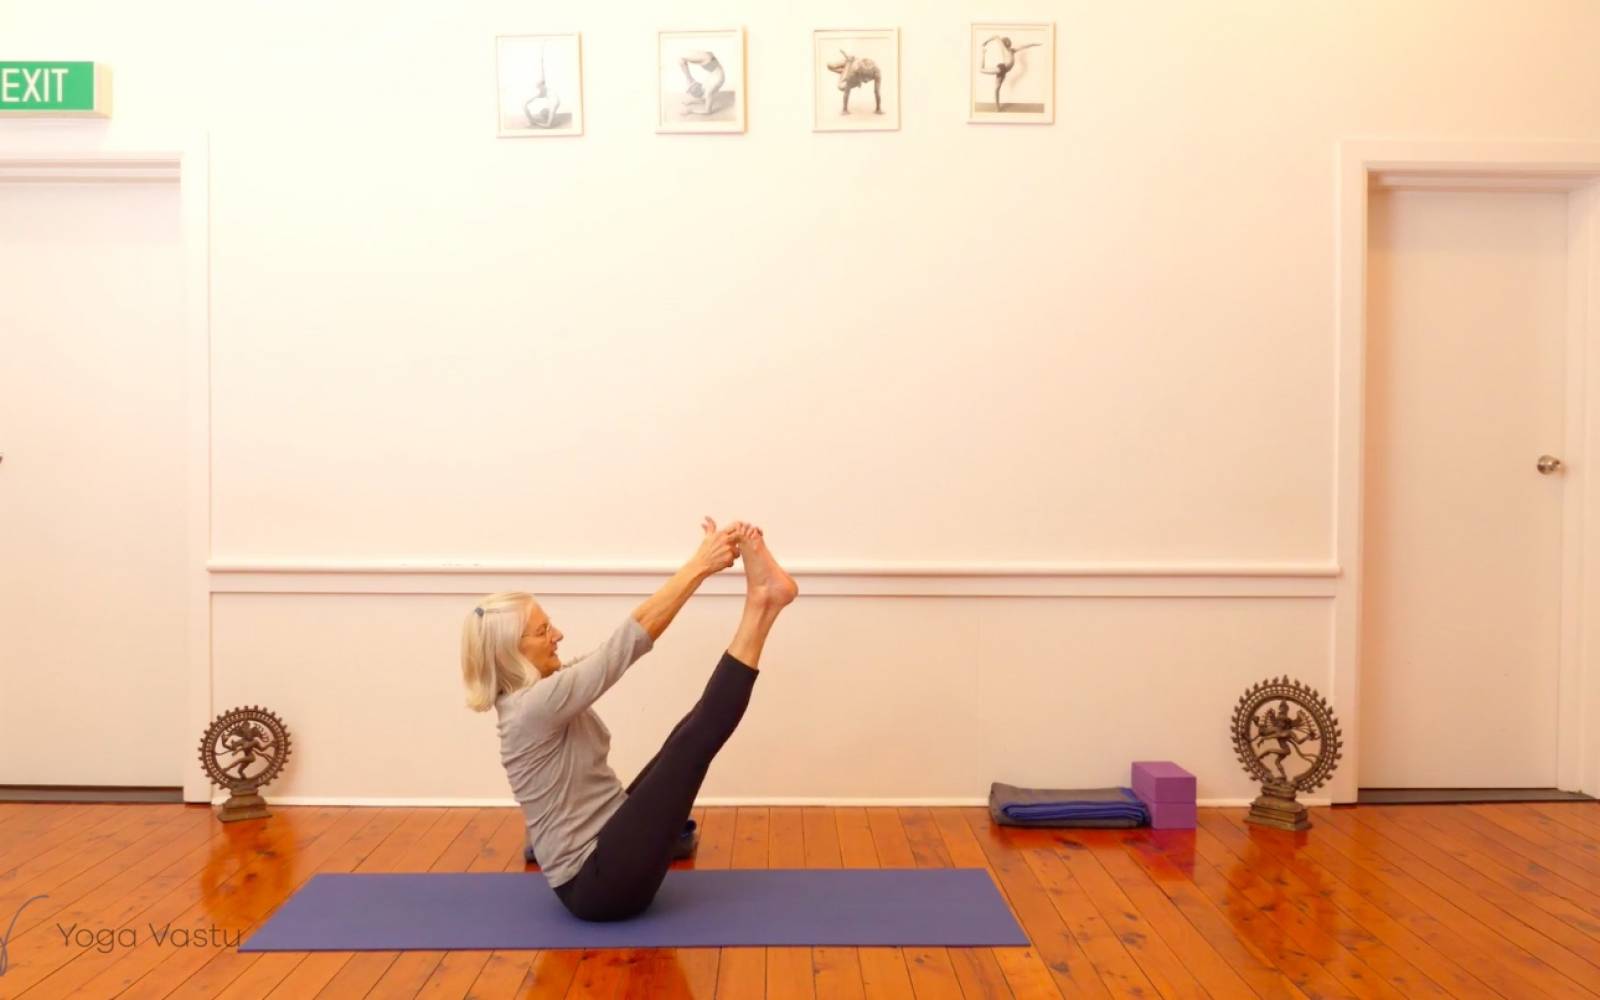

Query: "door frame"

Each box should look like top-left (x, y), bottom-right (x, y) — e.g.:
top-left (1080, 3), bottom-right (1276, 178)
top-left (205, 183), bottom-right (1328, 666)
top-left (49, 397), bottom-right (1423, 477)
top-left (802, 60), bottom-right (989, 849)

top-left (1336, 140), bottom-right (1600, 801)
top-left (0, 132), bottom-right (212, 801)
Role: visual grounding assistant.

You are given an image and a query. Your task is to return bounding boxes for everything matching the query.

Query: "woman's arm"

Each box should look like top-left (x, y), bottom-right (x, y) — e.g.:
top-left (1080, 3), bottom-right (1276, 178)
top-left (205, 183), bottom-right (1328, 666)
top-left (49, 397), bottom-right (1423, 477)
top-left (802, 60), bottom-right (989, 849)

top-left (679, 51), bottom-right (713, 86)
top-left (525, 618), bottom-right (653, 727)
top-left (631, 563), bottom-right (709, 643)
top-left (631, 519), bottom-right (742, 642)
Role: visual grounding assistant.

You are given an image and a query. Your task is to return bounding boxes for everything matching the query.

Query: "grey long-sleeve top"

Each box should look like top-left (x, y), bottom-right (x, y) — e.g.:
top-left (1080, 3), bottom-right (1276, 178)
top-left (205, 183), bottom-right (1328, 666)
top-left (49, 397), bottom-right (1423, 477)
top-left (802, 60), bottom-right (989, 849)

top-left (493, 616), bottom-right (654, 888)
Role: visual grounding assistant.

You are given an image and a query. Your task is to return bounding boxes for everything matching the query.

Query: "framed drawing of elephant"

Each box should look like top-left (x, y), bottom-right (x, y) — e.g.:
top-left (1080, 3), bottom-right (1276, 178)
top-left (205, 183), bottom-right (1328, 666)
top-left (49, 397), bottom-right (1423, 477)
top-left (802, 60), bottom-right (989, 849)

top-left (813, 28), bottom-right (899, 132)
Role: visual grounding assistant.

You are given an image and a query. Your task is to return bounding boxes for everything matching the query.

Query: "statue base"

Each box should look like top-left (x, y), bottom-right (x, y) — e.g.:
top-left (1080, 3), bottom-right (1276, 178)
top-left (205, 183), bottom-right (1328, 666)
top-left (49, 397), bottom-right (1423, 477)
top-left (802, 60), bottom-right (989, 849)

top-left (218, 789), bottom-right (270, 823)
top-left (1245, 786), bottom-right (1310, 831)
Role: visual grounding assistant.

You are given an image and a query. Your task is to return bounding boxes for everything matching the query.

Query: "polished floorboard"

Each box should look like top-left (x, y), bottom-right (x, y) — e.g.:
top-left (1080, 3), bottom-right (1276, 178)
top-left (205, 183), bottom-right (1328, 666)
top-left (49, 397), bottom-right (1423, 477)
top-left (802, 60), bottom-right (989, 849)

top-left (0, 801), bottom-right (1597, 998)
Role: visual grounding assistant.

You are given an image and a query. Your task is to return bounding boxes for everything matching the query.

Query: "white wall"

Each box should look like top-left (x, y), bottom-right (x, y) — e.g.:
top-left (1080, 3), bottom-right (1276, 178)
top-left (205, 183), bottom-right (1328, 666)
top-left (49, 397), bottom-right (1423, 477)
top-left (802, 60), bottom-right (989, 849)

top-left (5, 0), bottom-right (1600, 803)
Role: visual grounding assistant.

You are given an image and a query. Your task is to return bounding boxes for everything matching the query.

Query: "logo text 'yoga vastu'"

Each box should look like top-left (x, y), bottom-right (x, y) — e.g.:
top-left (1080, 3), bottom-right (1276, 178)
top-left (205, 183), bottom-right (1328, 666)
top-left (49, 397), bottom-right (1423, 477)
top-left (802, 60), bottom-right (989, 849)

top-left (55, 922), bottom-right (243, 955)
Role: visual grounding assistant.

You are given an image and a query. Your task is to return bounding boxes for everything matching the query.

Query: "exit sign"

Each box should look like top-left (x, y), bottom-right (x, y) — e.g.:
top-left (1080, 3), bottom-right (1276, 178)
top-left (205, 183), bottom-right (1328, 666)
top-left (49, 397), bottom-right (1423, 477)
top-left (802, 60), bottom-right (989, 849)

top-left (0, 62), bottom-right (111, 117)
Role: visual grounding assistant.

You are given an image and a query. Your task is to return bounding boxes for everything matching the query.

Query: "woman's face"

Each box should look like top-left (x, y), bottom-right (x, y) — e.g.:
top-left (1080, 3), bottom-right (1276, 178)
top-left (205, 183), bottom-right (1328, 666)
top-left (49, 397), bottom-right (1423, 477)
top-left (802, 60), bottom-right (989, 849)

top-left (518, 603), bottom-right (564, 677)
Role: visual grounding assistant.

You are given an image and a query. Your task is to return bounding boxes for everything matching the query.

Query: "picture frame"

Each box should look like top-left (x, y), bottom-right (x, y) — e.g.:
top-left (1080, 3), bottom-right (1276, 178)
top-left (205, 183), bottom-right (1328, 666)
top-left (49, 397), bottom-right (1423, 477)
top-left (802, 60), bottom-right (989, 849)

top-left (657, 28), bottom-right (746, 134)
top-left (967, 21), bottom-right (1054, 124)
top-left (813, 28), bottom-right (900, 132)
top-left (496, 33), bottom-right (583, 137)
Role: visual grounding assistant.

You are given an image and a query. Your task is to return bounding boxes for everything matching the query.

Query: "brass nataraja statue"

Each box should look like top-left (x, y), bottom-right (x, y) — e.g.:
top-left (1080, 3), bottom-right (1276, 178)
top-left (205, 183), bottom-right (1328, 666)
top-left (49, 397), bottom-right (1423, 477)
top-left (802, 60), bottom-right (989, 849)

top-left (1231, 678), bottom-right (1341, 831)
top-left (198, 706), bottom-right (292, 822)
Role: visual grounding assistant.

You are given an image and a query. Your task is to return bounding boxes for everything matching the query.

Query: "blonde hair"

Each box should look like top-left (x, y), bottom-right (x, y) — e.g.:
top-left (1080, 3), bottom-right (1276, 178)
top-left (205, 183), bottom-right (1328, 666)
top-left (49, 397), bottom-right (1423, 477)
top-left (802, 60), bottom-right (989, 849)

top-left (461, 591), bottom-right (540, 712)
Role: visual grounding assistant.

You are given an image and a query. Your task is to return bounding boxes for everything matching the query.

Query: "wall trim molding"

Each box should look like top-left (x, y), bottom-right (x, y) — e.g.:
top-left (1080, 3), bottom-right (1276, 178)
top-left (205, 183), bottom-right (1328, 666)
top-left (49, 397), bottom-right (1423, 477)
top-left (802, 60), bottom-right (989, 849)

top-left (208, 558), bottom-right (1340, 578)
top-left (0, 153), bottom-right (181, 183)
top-left (206, 559), bottom-right (1342, 598)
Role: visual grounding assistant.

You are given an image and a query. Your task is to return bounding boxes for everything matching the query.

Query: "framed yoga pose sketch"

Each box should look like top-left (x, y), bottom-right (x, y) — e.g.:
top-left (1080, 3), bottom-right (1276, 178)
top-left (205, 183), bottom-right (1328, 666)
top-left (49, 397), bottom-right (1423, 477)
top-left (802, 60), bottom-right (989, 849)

top-left (968, 21), bottom-right (1054, 124)
top-left (813, 28), bottom-right (900, 132)
top-left (496, 33), bottom-right (583, 137)
top-left (658, 28), bottom-right (747, 133)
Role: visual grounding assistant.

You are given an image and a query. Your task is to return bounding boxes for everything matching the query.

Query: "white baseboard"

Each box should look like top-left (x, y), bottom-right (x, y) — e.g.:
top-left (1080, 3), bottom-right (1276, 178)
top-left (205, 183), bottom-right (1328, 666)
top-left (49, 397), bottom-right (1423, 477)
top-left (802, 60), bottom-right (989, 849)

top-left (210, 794), bottom-right (1330, 808)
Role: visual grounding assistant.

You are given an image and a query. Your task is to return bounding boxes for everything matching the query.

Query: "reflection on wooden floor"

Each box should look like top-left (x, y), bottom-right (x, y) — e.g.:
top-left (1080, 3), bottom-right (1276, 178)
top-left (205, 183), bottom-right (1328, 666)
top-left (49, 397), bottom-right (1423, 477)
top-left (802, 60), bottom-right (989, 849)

top-left (0, 801), bottom-right (1596, 997)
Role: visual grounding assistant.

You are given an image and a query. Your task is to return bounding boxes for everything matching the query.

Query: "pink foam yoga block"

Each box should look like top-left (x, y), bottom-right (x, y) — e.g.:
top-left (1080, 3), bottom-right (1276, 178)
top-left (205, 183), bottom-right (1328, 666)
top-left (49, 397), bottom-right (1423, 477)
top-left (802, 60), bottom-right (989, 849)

top-left (1147, 800), bottom-right (1197, 829)
top-left (1131, 761), bottom-right (1196, 803)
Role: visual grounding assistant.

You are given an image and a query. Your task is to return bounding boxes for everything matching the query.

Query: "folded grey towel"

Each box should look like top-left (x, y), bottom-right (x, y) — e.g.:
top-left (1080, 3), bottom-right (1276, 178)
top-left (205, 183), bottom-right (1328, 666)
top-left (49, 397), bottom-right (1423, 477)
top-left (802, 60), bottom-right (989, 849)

top-left (988, 782), bottom-right (1149, 828)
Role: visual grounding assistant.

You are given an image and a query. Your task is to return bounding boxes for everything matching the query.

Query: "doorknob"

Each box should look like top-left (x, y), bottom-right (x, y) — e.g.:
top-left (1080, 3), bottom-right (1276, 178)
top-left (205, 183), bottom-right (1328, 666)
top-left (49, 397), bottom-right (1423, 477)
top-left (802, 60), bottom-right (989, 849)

top-left (1537, 455), bottom-right (1564, 475)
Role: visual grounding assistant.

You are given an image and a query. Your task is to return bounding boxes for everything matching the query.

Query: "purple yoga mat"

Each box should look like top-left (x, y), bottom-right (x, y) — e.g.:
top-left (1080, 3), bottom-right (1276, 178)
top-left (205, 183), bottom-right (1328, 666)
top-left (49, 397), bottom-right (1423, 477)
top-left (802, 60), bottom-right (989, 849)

top-left (241, 869), bottom-right (1028, 951)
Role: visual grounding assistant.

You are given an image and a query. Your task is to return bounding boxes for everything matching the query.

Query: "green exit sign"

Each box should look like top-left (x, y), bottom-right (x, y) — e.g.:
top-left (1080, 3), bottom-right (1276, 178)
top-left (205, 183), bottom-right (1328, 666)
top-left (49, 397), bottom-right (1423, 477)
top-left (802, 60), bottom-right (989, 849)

top-left (0, 62), bottom-right (111, 117)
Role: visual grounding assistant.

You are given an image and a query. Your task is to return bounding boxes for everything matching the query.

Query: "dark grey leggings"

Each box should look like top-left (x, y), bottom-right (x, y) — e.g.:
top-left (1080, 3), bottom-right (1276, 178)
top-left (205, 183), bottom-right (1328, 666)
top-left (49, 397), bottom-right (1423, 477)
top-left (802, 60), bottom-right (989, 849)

top-left (554, 651), bottom-right (757, 921)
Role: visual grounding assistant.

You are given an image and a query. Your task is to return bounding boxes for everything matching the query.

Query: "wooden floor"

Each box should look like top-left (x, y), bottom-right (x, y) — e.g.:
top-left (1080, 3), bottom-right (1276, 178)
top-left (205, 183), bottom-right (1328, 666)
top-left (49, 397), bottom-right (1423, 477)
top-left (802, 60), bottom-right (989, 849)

top-left (0, 802), bottom-right (1597, 999)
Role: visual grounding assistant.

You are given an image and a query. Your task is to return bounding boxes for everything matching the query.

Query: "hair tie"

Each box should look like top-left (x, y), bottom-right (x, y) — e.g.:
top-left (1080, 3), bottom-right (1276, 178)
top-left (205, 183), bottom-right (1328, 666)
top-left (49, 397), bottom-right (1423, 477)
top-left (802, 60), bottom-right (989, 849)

top-left (474, 607), bottom-right (485, 617)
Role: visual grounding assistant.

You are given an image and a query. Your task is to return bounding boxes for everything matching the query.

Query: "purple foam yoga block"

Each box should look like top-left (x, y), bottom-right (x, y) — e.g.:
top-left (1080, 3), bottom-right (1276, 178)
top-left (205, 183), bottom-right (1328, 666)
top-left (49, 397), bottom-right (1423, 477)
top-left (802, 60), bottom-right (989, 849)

top-left (1131, 761), bottom-right (1196, 803)
top-left (1147, 800), bottom-right (1197, 830)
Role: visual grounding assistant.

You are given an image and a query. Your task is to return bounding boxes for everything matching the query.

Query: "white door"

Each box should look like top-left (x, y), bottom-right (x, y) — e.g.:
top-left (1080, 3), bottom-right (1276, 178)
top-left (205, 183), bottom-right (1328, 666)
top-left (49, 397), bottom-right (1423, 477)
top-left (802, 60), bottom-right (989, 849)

top-left (1360, 188), bottom-right (1569, 788)
top-left (0, 181), bottom-right (188, 786)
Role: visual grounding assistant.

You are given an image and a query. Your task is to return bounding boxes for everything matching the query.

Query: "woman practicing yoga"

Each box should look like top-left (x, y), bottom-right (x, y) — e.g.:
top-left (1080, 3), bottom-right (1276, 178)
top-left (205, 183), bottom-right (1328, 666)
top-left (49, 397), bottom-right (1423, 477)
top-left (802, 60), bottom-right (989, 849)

top-left (461, 518), bottom-right (798, 922)
top-left (979, 35), bottom-right (1042, 111)
top-left (522, 43), bottom-right (561, 129)
top-left (677, 50), bottom-right (726, 115)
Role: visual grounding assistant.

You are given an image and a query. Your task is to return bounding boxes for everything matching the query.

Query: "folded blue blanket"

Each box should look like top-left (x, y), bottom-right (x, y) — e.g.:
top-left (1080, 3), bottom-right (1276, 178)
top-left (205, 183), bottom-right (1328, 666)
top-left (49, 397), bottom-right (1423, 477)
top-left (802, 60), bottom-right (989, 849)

top-left (988, 783), bottom-right (1150, 828)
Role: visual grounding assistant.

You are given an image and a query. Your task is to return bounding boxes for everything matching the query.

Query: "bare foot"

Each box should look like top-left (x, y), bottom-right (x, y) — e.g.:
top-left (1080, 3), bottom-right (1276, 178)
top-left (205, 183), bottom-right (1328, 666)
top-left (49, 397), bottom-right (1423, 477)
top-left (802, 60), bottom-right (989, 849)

top-left (737, 525), bottom-right (798, 608)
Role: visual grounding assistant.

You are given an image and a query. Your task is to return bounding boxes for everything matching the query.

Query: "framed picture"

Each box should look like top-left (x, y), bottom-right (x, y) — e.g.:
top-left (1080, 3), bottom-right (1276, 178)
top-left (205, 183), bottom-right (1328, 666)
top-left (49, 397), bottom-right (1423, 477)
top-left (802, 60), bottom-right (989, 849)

top-left (658, 28), bottom-right (746, 133)
top-left (813, 28), bottom-right (900, 131)
top-left (968, 22), bottom-right (1054, 124)
top-left (496, 33), bottom-right (582, 137)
